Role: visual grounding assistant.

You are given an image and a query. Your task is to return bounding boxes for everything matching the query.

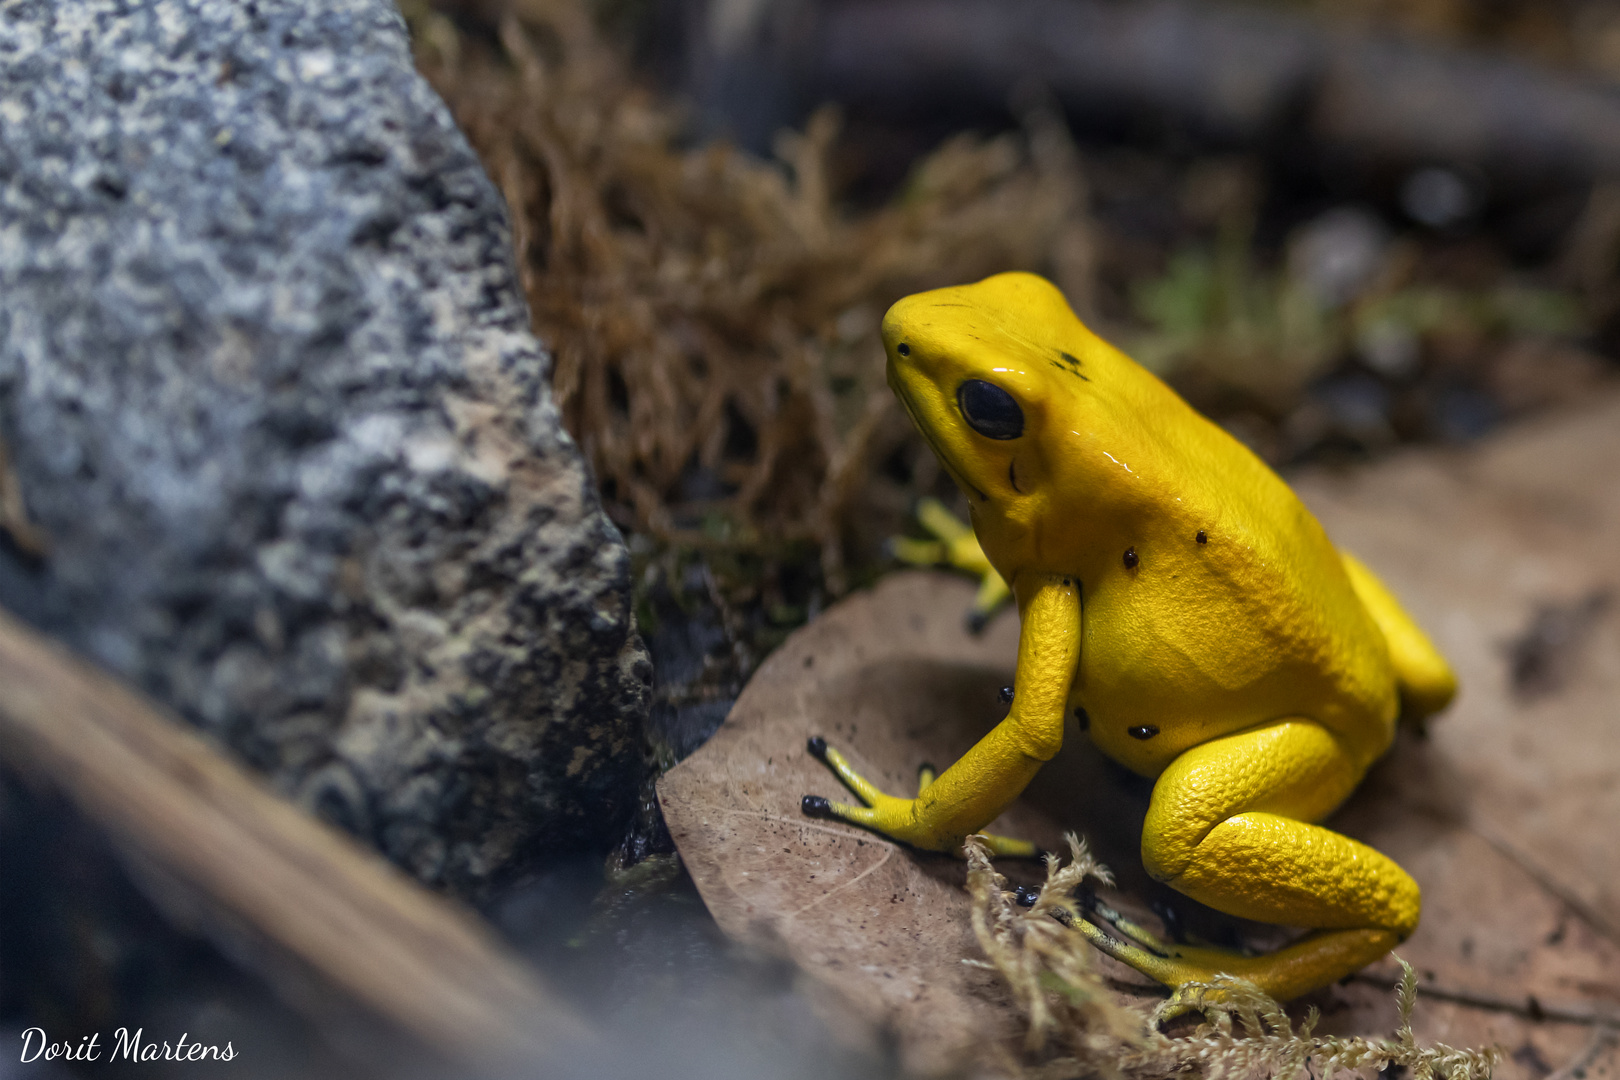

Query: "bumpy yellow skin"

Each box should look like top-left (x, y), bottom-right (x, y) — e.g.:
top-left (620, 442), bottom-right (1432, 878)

top-left (805, 272), bottom-right (1457, 1004)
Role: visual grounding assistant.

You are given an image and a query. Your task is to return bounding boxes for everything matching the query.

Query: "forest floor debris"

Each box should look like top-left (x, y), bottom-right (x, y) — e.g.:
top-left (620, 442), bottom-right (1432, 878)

top-left (966, 836), bottom-right (1499, 1080)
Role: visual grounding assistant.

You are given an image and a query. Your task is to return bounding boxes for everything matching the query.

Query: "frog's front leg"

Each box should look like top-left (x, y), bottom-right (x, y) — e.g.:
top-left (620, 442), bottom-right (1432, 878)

top-left (1088, 719), bottom-right (1420, 1004)
top-left (800, 574), bottom-right (1080, 853)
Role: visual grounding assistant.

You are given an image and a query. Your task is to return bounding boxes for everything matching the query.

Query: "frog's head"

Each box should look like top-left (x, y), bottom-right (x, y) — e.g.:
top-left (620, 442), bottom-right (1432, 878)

top-left (883, 272), bottom-right (1148, 579)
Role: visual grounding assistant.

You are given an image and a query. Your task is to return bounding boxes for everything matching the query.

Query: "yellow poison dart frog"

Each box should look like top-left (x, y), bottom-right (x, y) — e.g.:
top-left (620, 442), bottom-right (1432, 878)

top-left (801, 272), bottom-right (1456, 1004)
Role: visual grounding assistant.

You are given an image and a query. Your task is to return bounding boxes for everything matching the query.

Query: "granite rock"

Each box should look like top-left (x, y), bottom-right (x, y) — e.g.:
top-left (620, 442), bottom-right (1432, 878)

top-left (0, 0), bottom-right (650, 894)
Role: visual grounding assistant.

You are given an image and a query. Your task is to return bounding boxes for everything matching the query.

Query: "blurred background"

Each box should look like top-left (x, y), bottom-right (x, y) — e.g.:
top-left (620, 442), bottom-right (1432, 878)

top-left (9, 0), bottom-right (1620, 1076)
top-left (417, 0), bottom-right (1620, 589)
top-left (415, 0), bottom-right (1620, 1070)
top-left (410, 0), bottom-right (1620, 795)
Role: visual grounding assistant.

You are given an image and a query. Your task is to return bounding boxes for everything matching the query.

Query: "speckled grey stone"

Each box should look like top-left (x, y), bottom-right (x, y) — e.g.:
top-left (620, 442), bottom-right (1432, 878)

top-left (0, 0), bottom-right (651, 894)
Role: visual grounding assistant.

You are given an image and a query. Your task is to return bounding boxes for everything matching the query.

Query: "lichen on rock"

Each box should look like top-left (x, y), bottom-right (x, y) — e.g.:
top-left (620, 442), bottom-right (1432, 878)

top-left (0, 0), bottom-right (650, 895)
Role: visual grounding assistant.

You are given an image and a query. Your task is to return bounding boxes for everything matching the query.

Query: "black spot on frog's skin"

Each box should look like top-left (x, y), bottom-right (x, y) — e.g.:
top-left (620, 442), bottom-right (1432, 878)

top-left (1128, 725), bottom-right (1160, 740)
top-left (1123, 547), bottom-right (1138, 569)
top-left (1051, 350), bottom-right (1092, 381)
top-left (897, 343), bottom-right (910, 355)
top-left (1074, 706), bottom-right (1090, 730)
top-left (999, 685), bottom-right (1014, 704)
top-left (1196, 530), bottom-right (1208, 544)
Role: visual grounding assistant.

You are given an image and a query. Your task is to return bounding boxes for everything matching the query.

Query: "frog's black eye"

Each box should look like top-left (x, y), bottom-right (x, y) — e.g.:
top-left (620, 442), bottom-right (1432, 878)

top-left (897, 343), bottom-right (910, 356)
top-left (957, 379), bottom-right (1024, 440)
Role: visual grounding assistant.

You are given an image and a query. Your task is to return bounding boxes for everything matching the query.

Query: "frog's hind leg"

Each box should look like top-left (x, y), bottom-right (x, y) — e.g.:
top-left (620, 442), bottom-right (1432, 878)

top-left (1340, 552), bottom-right (1457, 724)
top-left (888, 497), bottom-right (1010, 631)
top-left (1087, 718), bottom-right (1420, 1006)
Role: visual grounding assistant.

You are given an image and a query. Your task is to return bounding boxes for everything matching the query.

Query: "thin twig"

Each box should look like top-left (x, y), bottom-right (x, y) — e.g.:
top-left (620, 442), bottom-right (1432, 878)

top-left (1349, 972), bottom-right (1619, 1027)
top-left (1546, 1023), bottom-right (1619, 1080)
top-left (1469, 817), bottom-right (1620, 948)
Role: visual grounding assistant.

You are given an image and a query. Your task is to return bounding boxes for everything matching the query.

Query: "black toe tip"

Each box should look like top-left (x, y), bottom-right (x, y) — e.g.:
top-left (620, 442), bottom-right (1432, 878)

top-left (806, 735), bottom-right (828, 759)
top-left (1014, 885), bottom-right (1039, 907)
top-left (802, 795), bottom-right (832, 817)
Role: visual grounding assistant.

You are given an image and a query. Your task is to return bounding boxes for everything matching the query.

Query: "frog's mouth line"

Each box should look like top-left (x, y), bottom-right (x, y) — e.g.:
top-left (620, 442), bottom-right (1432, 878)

top-left (895, 381), bottom-right (989, 502)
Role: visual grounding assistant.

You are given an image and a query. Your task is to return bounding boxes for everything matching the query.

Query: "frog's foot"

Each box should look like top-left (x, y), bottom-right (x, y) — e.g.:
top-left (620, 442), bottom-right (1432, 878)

top-left (1075, 912), bottom-right (1401, 1017)
top-left (1083, 897), bottom-right (1186, 955)
top-left (800, 736), bottom-right (1038, 857)
top-left (887, 498), bottom-right (1010, 633)
top-left (1075, 897), bottom-right (1216, 1019)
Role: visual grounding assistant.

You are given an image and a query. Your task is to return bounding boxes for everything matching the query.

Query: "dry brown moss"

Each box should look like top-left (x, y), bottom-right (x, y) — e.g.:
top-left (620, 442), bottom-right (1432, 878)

top-left (408, 0), bottom-right (1095, 587)
top-left (965, 836), bottom-right (1500, 1080)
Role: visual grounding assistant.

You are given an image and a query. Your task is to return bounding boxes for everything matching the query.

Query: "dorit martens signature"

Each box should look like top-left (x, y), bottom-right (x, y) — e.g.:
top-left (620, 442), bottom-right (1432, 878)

top-left (19, 1027), bottom-right (238, 1064)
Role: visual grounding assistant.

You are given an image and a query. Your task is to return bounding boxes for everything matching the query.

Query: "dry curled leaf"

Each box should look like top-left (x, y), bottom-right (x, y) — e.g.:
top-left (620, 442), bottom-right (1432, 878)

top-left (657, 572), bottom-right (1062, 1075)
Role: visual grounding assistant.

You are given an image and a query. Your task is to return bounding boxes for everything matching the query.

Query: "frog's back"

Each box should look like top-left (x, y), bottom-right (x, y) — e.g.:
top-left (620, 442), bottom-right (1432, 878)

top-left (1024, 309), bottom-right (1399, 776)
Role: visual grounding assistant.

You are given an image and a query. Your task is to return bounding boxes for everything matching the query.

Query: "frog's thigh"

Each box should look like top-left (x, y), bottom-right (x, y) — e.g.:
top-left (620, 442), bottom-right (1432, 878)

top-left (1340, 552), bottom-right (1457, 720)
top-left (1144, 720), bottom-right (1418, 934)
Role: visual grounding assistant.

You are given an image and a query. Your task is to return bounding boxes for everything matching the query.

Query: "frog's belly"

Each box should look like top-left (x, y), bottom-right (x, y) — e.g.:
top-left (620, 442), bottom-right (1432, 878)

top-left (1071, 601), bottom-right (1396, 778)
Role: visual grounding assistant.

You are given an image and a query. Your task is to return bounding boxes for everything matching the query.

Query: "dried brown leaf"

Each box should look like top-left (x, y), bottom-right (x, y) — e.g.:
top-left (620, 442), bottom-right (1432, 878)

top-left (662, 387), bottom-right (1620, 1076)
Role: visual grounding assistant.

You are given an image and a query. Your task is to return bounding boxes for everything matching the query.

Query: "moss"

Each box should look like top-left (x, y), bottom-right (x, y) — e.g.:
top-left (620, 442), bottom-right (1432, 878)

top-left (407, 0), bottom-right (1096, 596)
top-left (965, 837), bottom-right (1499, 1080)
